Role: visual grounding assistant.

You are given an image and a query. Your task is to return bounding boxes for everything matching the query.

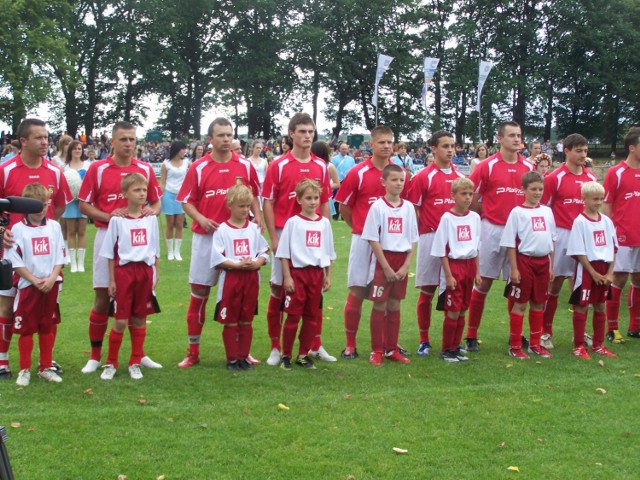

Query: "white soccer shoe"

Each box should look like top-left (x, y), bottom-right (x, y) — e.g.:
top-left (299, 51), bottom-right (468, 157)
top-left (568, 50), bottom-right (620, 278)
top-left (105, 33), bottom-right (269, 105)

top-left (81, 359), bottom-right (101, 374)
top-left (266, 348), bottom-right (281, 366)
top-left (140, 356), bottom-right (163, 369)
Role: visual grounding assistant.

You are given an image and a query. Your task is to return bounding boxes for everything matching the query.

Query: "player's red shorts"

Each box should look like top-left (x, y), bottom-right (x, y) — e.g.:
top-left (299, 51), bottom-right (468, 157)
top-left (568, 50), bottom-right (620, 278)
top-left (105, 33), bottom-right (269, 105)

top-left (570, 260), bottom-right (610, 306)
top-left (13, 283), bottom-right (61, 335)
top-left (441, 258), bottom-right (476, 312)
top-left (215, 270), bottom-right (259, 324)
top-left (368, 251), bottom-right (409, 302)
top-left (283, 266), bottom-right (324, 317)
top-left (506, 254), bottom-right (549, 304)
top-left (113, 262), bottom-right (153, 320)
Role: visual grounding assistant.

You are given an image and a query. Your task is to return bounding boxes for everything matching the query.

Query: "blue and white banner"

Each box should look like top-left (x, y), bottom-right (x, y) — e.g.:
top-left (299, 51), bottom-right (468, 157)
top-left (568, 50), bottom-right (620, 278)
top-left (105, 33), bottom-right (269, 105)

top-left (476, 60), bottom-right (494, 113)
top-left (372, 54), bottom-right (394, 107)
top-left (422, 57), bottom-right (440, 110)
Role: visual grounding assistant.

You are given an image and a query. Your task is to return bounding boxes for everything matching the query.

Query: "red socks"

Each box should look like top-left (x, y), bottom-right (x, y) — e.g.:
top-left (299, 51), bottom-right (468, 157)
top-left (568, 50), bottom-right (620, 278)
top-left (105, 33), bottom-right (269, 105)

top-left (129, 325), bottom-right (146, 366)
top-left (455, 314), bottom-right (466, 348)
top-left (222, 325), bottom-right (239, 362)
top-left (282, 314), bottom-right (300, 358)
top-left (442, 314), bottom-right (457, 352)
top-left (38, 331), bottom-right (54, 371)
top-left (592, 311), bottom-right (606, 348)
top-left (370, 309), bottom-right (385, 354)
top-left (543, 294), bottom-right (558, 336)
top-left (18, 334), bottom-right (34, 371)
top-left (344, 293), bottom-right (364, 349)
top-left (572, 310), bottom-right (588, 348)
top-left (466, 288), bottom-right (487, 339)
top-left (416, 291), bottom-right (433, 343)
top-left (266, 293), bottom-right (283, 350)
top-left (0, 316), bottom-right (12, 368)
top-left (310, 308), bottom-right (322, 352)
top-left (606, 284), bottom-right (622, 331)
top-left (186, 293), bottom-right (208, 357)
top-left (385, 310), bottom-right (401, 353)
top-left (298, 316), bottom-right (317, 357)
top-left (529, 310), bottom-right (543, 346)
top-left (88, 310), bottom-right (109, 361)
top-left (106, 329), bottom-right (124, 368)
top-left (238, 323), bottom-right (253, 360)
top-left (509, 312), bottom-right (524, 349)
top-left (628, 285), bottom-right (640, 331)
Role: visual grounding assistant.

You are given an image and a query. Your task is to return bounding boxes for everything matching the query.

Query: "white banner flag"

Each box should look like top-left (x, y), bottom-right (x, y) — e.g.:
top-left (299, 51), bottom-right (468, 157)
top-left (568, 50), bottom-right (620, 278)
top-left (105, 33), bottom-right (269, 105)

top-left (476, 60), bottom-right (494, 112)
top-left (422, 57), bottom-right (440, 110)
top-left (372, 54), bottom-right (394, 107)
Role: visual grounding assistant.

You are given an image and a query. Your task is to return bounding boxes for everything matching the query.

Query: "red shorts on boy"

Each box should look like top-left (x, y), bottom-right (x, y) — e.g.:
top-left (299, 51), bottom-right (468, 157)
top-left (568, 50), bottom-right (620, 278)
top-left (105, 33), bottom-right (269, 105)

top-left (215, 270), bottom-right (259, 324)
top-left (507, 255), bottom-right (549, 304)
top-left (369, 251), bottom-right (409, 302)
top-left (283, 266), bottom-right (324, 317)
top-left (570, 260), bottom-right (610, 306)
top-left (442, 258), bottom-right (476, 312)
top-left (13, 284), bottom-right (61, 335)
top-left (113, 262), bottom-right (153, 319)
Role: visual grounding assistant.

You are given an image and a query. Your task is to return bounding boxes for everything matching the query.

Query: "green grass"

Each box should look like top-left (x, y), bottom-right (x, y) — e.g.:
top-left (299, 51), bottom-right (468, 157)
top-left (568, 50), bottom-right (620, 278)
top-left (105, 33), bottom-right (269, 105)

top-left (2, 220), bottom-right (640, 479)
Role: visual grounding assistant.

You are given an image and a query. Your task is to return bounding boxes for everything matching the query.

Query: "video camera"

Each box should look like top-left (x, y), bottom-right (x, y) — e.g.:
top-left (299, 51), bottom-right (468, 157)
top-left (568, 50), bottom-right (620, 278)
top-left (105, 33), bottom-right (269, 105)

top-left (0, 196), bottom-right (45, 290)
top-left (0, 426), bottom-right (14, 480)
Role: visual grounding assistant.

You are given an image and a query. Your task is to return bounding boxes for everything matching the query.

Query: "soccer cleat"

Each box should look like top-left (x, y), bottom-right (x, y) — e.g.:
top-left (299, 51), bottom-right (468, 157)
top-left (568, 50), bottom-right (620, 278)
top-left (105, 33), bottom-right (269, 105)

top-left (78, 264), bottom-right (85, 272)
top-left (81, 359), bottom-right (101, 374)
top-left (397, 345), bottom-right (410, 357)
top-left (177, 354), bottom-right (200, 368)
top-left (140, 356), bottom-right (163, 369)
top-left (455, 350), bottom-right (470, 361)
top-left (280, 356), bottom-right (292, 370)
top-left (385, 350), bottom-right (411, 364)
top-left (309, 345), bottom-right (337, 362)
top-left (465, 338), bottom-right (480, 352)
top-left (572, 345), bottom-right (591, 360)
top-left (440, 350), bottom-right (460, 363)
top-left (128, 364), bottom-right (143, 379)
top-left (226, 361), bottom-right (240, 371)
top-left (246, 354), bottom-right (261, 365)
top-left (607, 330), bottom-right (626, 344)
top-left (100, 365), bottom-right (117, 380)
top-left (369, 352), bottom-right (383, 366)
top-left (70, 264), bottom-right (78, 273)
top-left (592, 345), bottom-right (617, 358)
top-left (627, 329), bottom-right (640, 338)
top-left (521, 336), bottom-right (530, 350)
top-left (509, 348), bottom-right (530, 360)
top-left (0, 365), bottom-right (12, 380)
top-left (174, 252), bottom-right (183, 261)
top-left (38, 368), bottom-right (63, 383)
top-left (540, 333), bottom-right (554, 350)
top-left (168, 251), bottom-right (175, 261)
top-left (266, 348), bottom-right (281, 366)
top-left (456, 345), bottom-right (468, 355)
top-left (238, 359), bottom-right (253, 371)
top-left (295, 355), bottom-right (317, 369)
top-left (528, 344), bottom-right (553, 358)
top-left (16, 369), bottom-right (30, 386)
top-left (584, 333), bottom-right (593, 348)
top-left (341, 347), bottom-right (359, 360)
top-left (49, 361), bottom-right (64, 375)
top-left (416, 342), bottom-right (431, 356)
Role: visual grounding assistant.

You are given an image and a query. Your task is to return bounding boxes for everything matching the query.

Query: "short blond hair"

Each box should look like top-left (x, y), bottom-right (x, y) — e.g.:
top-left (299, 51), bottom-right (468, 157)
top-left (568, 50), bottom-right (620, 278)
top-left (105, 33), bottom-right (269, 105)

top-left (452, 177), bottom-right (474, 194)
top-left (225, 184), bottom-right (254, 206)
top-left (22, 183), bottom-right (49, 203)
top-left (581, 181), bottom-right (604, 198)
top-left (295, 178), bottom-right (321, 198)
top-left (121, 172), bottom-right (147, 193)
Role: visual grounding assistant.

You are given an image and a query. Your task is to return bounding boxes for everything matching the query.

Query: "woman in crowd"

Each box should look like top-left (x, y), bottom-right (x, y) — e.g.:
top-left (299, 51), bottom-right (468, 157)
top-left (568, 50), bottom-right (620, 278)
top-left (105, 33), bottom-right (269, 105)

top-left (311, 141), bottom-right (340, 217)
top-left (533, 152), bottom-right (552, 176)
top-left (470, 143), bottom-right (489, 172)
top-left (248, 140), bottom-right (269, 208)
top-left (160, 141), bottom-right (190, 261)
top-left (62, 140), bottom-right (90, 272)
top-left (191, 143), bottom-right (205, 161)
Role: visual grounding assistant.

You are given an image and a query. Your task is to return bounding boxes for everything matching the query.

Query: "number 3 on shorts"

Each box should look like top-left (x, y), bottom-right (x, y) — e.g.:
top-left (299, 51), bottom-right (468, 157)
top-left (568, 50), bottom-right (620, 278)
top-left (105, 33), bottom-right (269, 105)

top-left (14, 316), bottom-right (22, 330)
top-left (511, 286), bottom-right (521, 299)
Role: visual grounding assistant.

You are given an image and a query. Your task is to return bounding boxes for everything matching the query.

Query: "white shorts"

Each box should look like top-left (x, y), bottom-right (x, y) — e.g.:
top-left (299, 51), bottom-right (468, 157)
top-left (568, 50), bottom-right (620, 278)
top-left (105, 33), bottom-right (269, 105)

top-left (189, 232), bottom-right (219, 287)
top-left (347, 234), bottom-right (374, 288)
top-left (478, 219), bottom-right (510, 280)
top-left (415, 232), bottom-right (441, 287)
top-left (93, 228), bottom-right (109, 288)
top-left (553, 227), bottom-right (575, 277)
top-left (269, 228), bottom-right (284, 286)
top-left (614, 246), bottom-right (640, 273)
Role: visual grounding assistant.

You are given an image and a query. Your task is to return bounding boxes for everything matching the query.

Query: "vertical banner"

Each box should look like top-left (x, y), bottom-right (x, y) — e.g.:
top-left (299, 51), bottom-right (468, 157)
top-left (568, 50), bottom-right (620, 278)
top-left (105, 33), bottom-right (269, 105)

top-left (422, 57), bottom-right (440, 110)
top-left (476, 60), bottom-right (494, 113)
top-left (371, 54), bottom-right (394, 107)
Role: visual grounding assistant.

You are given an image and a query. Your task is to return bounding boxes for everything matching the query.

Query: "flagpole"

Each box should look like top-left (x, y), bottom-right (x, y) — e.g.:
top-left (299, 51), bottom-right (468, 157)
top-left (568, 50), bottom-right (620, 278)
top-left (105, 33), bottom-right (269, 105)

top-left (375, 84), bottom-right (379, 126)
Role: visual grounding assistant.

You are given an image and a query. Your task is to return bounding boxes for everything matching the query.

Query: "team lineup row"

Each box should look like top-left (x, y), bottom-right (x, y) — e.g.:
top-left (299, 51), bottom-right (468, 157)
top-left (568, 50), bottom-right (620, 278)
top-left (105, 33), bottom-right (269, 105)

top-left (1, 116), bottom-right (640, 384)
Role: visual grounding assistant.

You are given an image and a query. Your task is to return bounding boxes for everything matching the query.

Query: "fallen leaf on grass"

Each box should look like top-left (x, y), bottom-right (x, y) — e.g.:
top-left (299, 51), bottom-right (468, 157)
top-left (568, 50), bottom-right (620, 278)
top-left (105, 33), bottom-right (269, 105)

top-left (346, 476), bottom-right (356, 480)
top-left (532, 398), bottom-right (542, 403)
top-left (506, 363), bottom-right (513, 368)
top-left (138, 399), bottom-right (147, 406)
top-left (157, 476), bottom-right (166, 480)
top-left (595, 462), bottom-right (603, 466)
top-left (596, 388), bottom-right (607, 395)
top-left (537, 438), bottom-right (544, 443)
top-left (199, 423), bottom-right (208, 429)
top-left (118, 475), bottom-right (127, 480)
top-left (423, 373), bottom-right (430, 378)
top-left (407, 374), bottom-right (412, 379)
top-left (324, 316), bottom-right (330, 320)
top-left (507, 466), bottom-right (520, 473)
top-left (343, 394), bottom-right (352, 399)
top-left (83, 350), bottom-right (91, 354)
top-left (10, 423), bottom-right (20, 429)
top-left (327, 306), bottom-right (334, 311)
top-left (535, 361), bottom-right (542, 365)
top-left (407, 272), bottom-right (415, 278)
top-left (635, 374), bottom-right (640, 378)
top-left (392, 447), bottom-right (408, 454)
top-left (625, 432), bottom-right (631, 438)
top-left (146, 320), bottom-right (152, 324)
top-left (243, 406), bottom-right (249, 415)
top-left (167, 418), bottom-right (174, 423)
top-left (178, 304), bottom-right (184, 307)
top-left (84, 389), bottom-right (94, 395)
top-left (27, 427), bottom-right (35, 432)
top-left (498, 442), bottom-right (506, 449)
top-left (277, 403), bottom-right (290, 411)
top-left (335, 371), bottom-right (344, 378)
top-left (598, 360), bottom-right (605, 367)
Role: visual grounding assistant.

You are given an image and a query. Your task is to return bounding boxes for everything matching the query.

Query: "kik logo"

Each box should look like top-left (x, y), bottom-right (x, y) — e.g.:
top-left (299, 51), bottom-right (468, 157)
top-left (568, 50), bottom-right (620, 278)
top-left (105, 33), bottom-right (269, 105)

top-left (234, 238), bottom-right (251, 256)
top-left (388, 217), bottom-right (403, 234)
top-left (31, 237), bottom-right (50, 255)
top-left (131, 228), bottom-right (148, 246)
top-left (306, 231), bottom-right (321, 247)
top-left (531, 216), bottom-right (546, 232)
top-left (593, 230), bottom-right (606, 247)
top-left (457, 225), bottom-right (472, 241)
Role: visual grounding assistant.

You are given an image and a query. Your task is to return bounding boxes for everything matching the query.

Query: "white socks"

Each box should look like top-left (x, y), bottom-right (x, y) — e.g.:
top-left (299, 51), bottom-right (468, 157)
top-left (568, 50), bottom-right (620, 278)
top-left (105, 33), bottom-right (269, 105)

top-left (174, 239), bottom-right (183, 261)
top-left (167, 239), bottom-right (175, 260)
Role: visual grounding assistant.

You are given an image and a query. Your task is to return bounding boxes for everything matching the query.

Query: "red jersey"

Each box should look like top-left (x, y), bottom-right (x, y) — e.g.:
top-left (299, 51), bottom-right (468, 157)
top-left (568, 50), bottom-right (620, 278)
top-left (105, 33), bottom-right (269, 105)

top-left (261, 151), bottom-right (331, 229)
top-left (470, 152), bottom-right (534, 226)
top-left (334, 158), bottom-right (408, 235)
top-left (603, 160), bottom-right (640, 246)
top-left (542, 164), bottom-right (597, 229)
top-left (176, 152), bottom-right (260, 235)
top-left (406, 162), bottom-right (466, 234)
top-left (78, 156), bottom-right (161, 229)
top-left (0, 155), bottom-right (72, 228)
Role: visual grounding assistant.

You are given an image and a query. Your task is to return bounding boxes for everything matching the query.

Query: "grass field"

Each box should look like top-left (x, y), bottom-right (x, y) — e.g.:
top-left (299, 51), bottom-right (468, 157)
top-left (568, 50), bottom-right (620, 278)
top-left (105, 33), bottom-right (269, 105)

top-left (2, 220), bottom-right (640, 479)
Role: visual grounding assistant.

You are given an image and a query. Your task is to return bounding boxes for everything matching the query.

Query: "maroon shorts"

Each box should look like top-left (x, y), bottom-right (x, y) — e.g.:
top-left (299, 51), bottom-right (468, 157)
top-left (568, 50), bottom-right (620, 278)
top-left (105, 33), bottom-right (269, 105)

top-left (570, 260), bottom-right (610, 306)
top-left (368, 251), bottom-right (409, 302)
top-left (13, 284), bottom-right (61, 335)
top-left (283, 266), bottom-right (324, 317)
top-left (113, 262), bottom-right (153, 320)
top-left (507, 254), bottom-right (549, 304)
top-left (215, 270), bottom-right (259, 324)
top-left (441, 258), bottom-right (476, 312)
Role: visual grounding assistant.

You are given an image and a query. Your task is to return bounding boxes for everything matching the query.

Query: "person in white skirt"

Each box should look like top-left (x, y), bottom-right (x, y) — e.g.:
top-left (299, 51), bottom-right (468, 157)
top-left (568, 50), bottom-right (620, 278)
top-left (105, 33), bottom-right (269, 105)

top-left (159, 141), bottom-right (190, 260)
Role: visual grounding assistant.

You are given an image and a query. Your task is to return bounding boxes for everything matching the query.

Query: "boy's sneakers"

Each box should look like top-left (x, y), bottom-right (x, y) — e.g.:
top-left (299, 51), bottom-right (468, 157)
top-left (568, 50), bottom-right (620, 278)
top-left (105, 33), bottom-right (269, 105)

top-left (396, 345), bottom-right (410, 357)
top-left (309, 345), bottom-right (337, 362)
top-left (341, 347), bottom-right (359, 360)
top-left (177, 354), bottom-right (200, 369)
top-left (369, 352), bottom-right (383, 366)
top-left (509, 348), bottom-right (530, 360)
top-left (81, 359), bottom-right (101, 374)
top-left (540, 333), bottom-right (554, 350)
top-left (238, 359), bottom-right (253, 371)
top-left (592, 345), bottom-right (617, 358)
top-left (607, 330), bottom-right (625, 344)
top-left (528, 345), bottom-right (553, 358)
top-left (385, 350), bottom-right (411, 364)
top-left (416, 342), bottom-right (431, 356)
top-left (246, 354), bottom-right (261, 365)
top-left (16, 369), bottom-right (30, 386)
top-left (627, 329), bottom-right (640, 338)
top-left (226, 361), bottom-right (240, 371)
top-left (50, 361), bottom-right (64, 375)
top-left (455, 349), bottom-right (470, 361)
top-left (140, 356), bottom-right (163, 369)
top-left (465, 338), bottom-right (480, 352)
top-left (128, 364), bottom-right (143, 380)
top-left (0, 365), bottom-right (11, 380)
top-left (280, 356), bottom-right (292, 370)
top-left (295, 355), bottom-right (316, 369)
top-left (267, 348), bottom-right (281, 366)
top-left (38, 368), bottom-right (63, 383)
top-left (584, 333), bottom-right (593, 348)
top-left (101, 365), bottom-right (117, 380)
top-left (440, 350), bottom-right (460, 363)
top-left (572, 345), bottom-right (591, 360)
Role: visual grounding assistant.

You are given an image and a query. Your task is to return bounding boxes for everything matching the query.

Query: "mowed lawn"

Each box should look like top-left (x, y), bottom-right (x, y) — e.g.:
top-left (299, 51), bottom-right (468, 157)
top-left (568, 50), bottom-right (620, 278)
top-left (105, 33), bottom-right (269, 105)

top-left (2, 220), bottom-right (640, 479)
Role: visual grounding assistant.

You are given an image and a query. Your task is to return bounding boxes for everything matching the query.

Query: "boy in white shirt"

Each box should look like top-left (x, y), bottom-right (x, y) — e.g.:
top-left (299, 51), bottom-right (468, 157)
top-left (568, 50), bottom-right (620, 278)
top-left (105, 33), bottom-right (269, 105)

top-left (362, 164), bottom-right (418, 365)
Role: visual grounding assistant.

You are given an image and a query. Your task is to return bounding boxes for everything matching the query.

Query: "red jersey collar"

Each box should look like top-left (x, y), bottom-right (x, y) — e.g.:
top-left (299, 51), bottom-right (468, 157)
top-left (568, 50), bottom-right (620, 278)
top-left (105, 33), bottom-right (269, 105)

top-left (382, 196), bottom-right (403, 208)
top-left (225, 218), bottom-right (251, 229)
top-left (580, 212), bottom-right (602, 222)
top-left (296, 213), bottom-right (322, 222)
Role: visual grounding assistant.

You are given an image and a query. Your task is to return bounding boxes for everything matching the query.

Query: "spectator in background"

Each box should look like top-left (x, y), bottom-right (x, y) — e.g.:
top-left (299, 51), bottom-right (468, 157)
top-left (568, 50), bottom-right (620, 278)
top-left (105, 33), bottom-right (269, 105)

top-left (1, 140), bottom-right (20, 163)
top-left (470, 143), bottom-right (489, 173)
top-left (332, 141), bottom-right (355, 182)
top-left (191, 143), bottom-right (205, 161)
top-left (452, 143), bottom-right (467, 165)
top-left (160, 141), bottom-right (190, 261)
top-left (391, 142), bottom-right (414, 174)
top-left (312, 141), bottom-right (340, 220)
top-left (528, 141), bottom-right (542, 159)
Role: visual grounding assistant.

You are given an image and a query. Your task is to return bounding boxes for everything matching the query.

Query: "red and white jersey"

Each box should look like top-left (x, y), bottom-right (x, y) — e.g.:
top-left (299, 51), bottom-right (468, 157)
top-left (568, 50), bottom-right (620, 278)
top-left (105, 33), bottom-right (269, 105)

top-left (334, 158), bottom-right (408, 235)
top-left (7, 219), bottom-right (67, 290)
top-left (407, 162), bottom-right (465, 234)
top-left (211, 220), bottom-right (270, 268)
top-left (603, 160), bottom-right (640, 246)
top-left (99, 215), bottom-right (160, 266)
top-left (276, 214), bottom-right (336, 268)
top-left (500, 205), bottom-right (557, 256)
top-left (567, 212), bottom-right (617, 263)
top-left (470, 152), bottom-right (534, 226)
top-left (431, 210), bottom-right (482, 260)
top-left (262, 151), bottom-right (332, 229)
top-left (361, 198), bottom-right (418, 253)
top-left (176, 152), bottom-right (260, 234)
top-left (542, 164), bottom-right (597, 229)
top-left (0, 154), bottom-right (72, 228)
top-left (78, 156), bottom-right (161, 229)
